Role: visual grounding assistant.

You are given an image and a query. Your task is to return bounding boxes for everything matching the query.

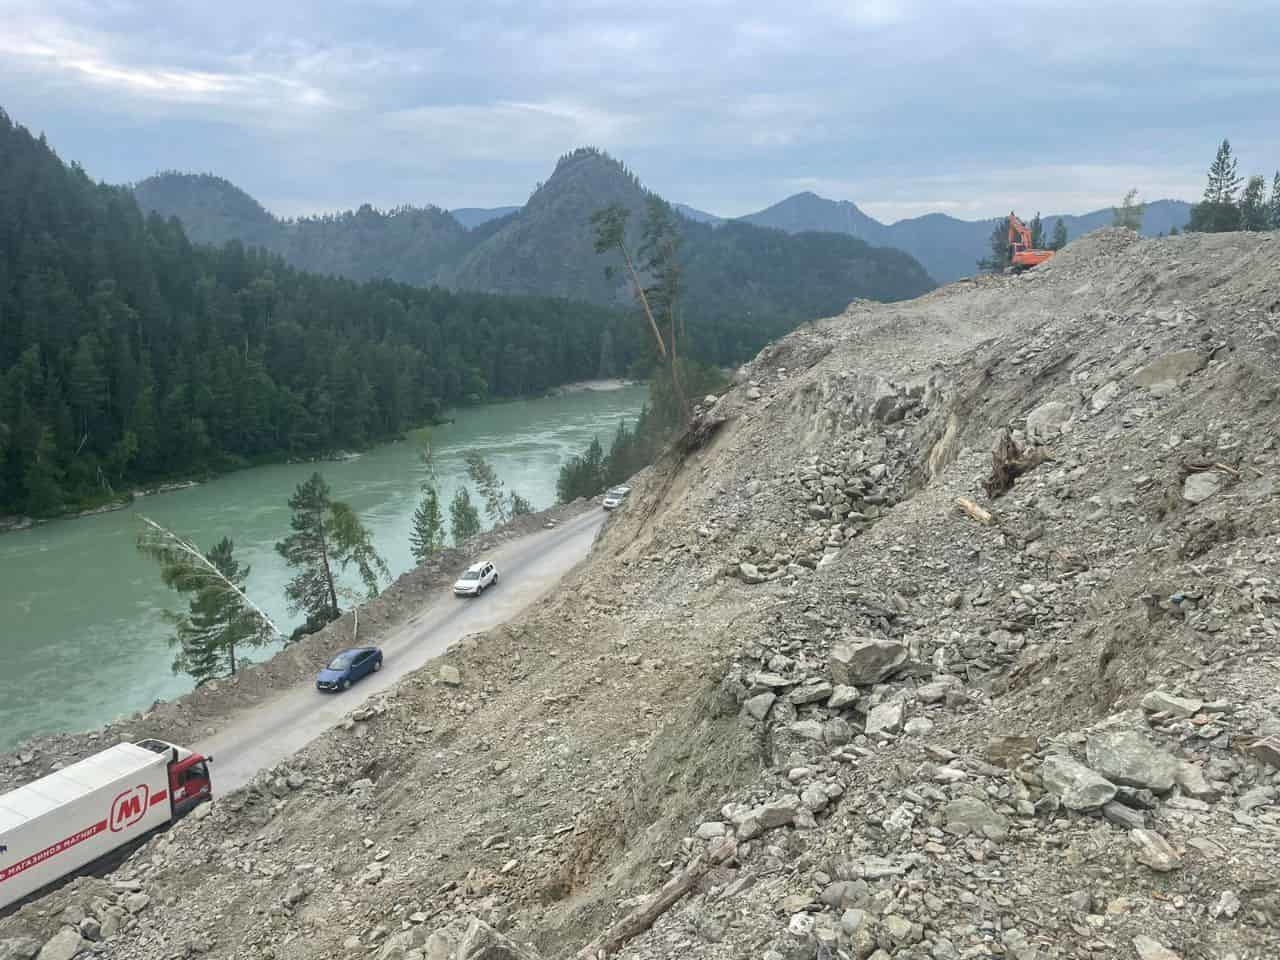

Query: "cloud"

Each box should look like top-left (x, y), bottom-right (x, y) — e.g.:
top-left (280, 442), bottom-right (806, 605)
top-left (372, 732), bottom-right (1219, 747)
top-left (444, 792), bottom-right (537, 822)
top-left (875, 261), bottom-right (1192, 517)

top-left (1, 0), bottom-right (1276, 220)
top-left (0, 10), bottom-right (336, 114)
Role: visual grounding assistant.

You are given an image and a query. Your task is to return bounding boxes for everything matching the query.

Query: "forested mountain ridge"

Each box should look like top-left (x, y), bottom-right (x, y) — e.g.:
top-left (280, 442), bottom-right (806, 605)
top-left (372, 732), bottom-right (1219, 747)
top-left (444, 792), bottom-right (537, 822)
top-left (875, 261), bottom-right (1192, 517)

top-left (449, 206), bottom-right (520, 229)
top-left (742, 192), bottom-right (1194, 281)
top-left (133, 172), bottom-right (471, 286)
top-left (135, 148), bottom-right (937, 352)
top-left (0, 110), bottom-right (643, 517)
top-left (452, 149), bottom-right (936, 362)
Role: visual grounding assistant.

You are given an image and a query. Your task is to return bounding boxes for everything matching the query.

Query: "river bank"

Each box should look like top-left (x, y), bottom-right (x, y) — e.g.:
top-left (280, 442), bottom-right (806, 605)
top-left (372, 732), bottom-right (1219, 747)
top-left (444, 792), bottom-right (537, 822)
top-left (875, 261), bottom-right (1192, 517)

top-left (0, 497), bottom-right (599, 791)
top-left (0, 382), bottom-right (642, 533)
top-left (549, 377), bottom-right (639, 394)
top-left (0, 385), bottom-right (648, 751)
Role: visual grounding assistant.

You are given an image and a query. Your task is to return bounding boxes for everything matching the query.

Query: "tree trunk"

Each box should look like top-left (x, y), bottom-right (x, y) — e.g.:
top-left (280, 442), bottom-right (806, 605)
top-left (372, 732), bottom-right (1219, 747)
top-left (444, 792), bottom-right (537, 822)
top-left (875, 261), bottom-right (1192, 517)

top-left (619, 245), bottom-right (667, 360)
top-left (577, 839), bottom-right (735, 959)
top-left (319, 520), bottom-right (340, 617)
top-left (669, 308), bottom-right (689, 419)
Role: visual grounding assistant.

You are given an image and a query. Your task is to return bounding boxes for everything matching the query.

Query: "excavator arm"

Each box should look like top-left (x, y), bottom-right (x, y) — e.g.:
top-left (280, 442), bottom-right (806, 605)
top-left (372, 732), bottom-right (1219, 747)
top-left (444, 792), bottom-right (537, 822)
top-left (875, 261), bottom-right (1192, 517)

top-left (1006, 212), bottom-right (1033, 253)
top-left (1005, 211), bottom-right (1054, 272)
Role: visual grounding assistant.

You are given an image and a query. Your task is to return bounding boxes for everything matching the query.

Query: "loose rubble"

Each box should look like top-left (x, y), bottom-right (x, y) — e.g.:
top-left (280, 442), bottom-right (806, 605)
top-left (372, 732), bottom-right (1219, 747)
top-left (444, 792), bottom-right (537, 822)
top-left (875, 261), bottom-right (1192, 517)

top-left (3, 229), bottom-right (1278, 960)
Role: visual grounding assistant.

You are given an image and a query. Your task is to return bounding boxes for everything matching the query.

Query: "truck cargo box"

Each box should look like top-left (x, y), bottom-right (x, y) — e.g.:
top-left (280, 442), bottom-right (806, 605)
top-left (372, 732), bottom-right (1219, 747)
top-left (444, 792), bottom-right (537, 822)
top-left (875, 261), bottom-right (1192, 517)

top-left (0, 743), bottom-right (173, 910)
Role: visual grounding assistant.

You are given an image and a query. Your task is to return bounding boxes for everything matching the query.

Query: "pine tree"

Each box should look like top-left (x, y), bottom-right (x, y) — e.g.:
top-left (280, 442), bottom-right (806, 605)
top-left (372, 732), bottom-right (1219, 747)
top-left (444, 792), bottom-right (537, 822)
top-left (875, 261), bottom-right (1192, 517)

top-left (410, 486), bottom-right (445, 563)
top-left (409, 437), bottom-right (445, 563)
top-left (163, 539), bottom-right (267, 682)
top-left (556, 435), bottom-right (606, 502)
top-left (22, 425), bottom-right (62, 515)
top-left (276, 472), bottom-right (389, 629)
top-left (463, 451), bottom-right (534, 523)
top-left (449, 487), bottom-right (481, 543)
top-left (137, 520), bottom-right (279, 684)
top-left (1049, 219), bottom-right (1068, 251)
top-left (1112, 189), bottom-right (1145, 230)
top-left (1028, 213), bottom-right (1044, 249)
top-left (978, 219), bottom-right (1010, 273)
top-left (1239, 175), bottom-right (1270, 231)
top-left (639, 197), bottom-right (689, 415)
top-left (1203, 139), bottom-right (1242, 204)
top-left (1269, 171), bottom-right (1280, 230)
top-left (1190, 140), bottom-right (1244, 233)
top-left (464, 451), bottom-right (508, 523)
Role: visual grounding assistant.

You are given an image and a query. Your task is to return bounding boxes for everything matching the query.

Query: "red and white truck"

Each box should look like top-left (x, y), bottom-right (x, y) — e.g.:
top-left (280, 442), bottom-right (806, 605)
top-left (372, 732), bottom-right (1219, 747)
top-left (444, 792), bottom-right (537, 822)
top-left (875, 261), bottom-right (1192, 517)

top-left (0, 739), bottom-right (213, 912)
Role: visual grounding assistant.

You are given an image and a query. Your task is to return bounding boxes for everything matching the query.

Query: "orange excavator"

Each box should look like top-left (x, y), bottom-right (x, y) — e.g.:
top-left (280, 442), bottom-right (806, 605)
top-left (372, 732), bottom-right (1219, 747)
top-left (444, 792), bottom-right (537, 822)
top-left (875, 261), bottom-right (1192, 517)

top-left (1007, 212), bottom-right (1054, 272)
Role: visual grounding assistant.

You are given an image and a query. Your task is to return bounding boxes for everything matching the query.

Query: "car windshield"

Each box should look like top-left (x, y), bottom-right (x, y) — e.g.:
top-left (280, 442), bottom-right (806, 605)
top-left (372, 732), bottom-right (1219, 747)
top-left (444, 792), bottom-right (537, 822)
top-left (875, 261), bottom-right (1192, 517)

top-left (327, 653), bottom-right (355, 670)
top-left (459, 571), bottom-right (479, 581)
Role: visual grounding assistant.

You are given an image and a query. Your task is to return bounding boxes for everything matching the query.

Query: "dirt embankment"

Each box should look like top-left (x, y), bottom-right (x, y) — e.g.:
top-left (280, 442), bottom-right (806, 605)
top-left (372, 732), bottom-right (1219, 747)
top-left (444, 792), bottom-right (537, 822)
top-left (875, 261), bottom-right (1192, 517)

top-left (3, 229), bottom-right (1279, 960)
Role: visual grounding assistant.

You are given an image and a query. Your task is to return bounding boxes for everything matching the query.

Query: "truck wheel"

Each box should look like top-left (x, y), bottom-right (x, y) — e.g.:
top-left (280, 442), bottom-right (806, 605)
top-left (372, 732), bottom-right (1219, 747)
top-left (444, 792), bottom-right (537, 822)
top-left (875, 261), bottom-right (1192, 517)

top-left (493, 572), bottom-right (499, 583)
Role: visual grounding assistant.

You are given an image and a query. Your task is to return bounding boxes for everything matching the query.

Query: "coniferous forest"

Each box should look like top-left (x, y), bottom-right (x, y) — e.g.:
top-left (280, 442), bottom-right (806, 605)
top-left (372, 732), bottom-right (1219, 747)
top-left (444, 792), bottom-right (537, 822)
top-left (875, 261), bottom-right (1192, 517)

top-left (0, 110), bottom-right (644, 516)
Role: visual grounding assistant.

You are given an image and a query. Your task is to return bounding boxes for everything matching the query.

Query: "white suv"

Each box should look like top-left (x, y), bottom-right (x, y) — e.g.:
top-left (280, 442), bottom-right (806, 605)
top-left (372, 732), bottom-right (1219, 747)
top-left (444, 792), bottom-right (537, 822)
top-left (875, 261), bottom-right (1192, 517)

top-left (602, 485), bottom-right (631, 510)
top-left (453, 560), bottom-right (498, 597)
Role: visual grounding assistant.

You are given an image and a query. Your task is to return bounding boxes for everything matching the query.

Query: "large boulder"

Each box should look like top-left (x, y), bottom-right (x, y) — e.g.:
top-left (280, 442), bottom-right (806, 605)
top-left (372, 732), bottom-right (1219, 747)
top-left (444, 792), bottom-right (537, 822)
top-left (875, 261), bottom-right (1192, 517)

top-left (1130, 829), bottom-right (1181, 872)
top-left (1133, 350), bottom-right (1206, 388)
top-left (1140, 690), bottom-right (1202, 717)
top-left (830, 639), bottom-right (907, 686)
top-left (376, 927), bottom-right (430, 960)
top-left (456, 918), bottom-right (543, 959)
top-left (1024, 401), bottom-right (1072, 444)
top-left (943, 798), bottom-right (1009, 840)
top-left (1039, 754), bottom-right (1117, 811)
top-left (865, 700), bottom-right (904, 736)
top-left (35, 930), bottom-right (88, 960)
top-left (1182, 471), bottom-right (1224, 504)
top-left (0, 939), bottom-right (43, 960)
top-left (1085, 730), bottom-right (1180, 793)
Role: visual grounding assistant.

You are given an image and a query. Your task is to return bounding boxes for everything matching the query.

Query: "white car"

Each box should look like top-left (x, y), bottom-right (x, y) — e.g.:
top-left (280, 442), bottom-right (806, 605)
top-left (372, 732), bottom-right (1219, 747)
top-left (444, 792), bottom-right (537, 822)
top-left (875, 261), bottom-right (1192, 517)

top-left (602, 485), bottom-right (631, 510)
top-left (453, 560), bottom-right (498, 597)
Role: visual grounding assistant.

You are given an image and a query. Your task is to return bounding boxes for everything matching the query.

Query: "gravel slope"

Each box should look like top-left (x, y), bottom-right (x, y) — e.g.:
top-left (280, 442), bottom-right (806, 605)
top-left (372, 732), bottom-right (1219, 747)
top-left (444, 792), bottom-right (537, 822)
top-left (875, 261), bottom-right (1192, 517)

top-left (2, 228), bottom-right (1278, 960)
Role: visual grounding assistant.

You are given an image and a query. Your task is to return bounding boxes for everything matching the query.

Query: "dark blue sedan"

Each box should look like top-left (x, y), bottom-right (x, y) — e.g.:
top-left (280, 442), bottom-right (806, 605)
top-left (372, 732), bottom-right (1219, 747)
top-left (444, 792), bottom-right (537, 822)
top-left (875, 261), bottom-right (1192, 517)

top-left (316, 646), bottom-right (383, 692)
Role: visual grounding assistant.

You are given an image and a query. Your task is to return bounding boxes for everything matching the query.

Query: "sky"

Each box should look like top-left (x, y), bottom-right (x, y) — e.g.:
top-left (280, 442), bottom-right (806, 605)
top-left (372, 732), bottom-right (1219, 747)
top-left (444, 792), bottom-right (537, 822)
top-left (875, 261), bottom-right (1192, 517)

top-left (2, 0), bottom-right (1278, 223)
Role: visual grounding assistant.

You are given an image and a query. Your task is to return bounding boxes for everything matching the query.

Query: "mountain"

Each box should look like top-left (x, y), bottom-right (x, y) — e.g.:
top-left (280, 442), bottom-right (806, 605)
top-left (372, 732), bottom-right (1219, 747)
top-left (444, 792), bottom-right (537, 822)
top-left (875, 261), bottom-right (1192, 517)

top-left (450, 206), bottom-right (521, 229)
top-left (737, 192), bottom-right (1194, 282)
top-left (450, 149), bottom-right (935, 359)
top-left (136, 149), bottom-right (935, 364)
top-left (741, 191), bottom-right (886, 241)
top-left (135, 173), bottom-right (470, 286)
top-left (672, 202), bottom-right (723, 225)
top-left (0, 110), bottom-right (636, 517)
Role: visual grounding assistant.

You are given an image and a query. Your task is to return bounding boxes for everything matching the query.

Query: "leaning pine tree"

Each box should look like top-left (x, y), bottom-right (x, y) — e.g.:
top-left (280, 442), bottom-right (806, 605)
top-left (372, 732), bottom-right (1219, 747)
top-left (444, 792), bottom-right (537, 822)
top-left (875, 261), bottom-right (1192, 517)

top-left (276, 473), bottom-right (389, 638)
top-left (409, 437), bottom-right (446, 564)
top-left (449, 487), bottom-right (481, 544)
top-left (137, 518), bottom-right (280, 684)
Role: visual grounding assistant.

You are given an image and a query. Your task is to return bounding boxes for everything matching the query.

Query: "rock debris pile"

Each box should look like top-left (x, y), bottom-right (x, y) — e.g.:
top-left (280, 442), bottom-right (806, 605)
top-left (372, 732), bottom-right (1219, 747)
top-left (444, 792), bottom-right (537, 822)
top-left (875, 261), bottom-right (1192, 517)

top-left (3, 229), bottom-right (1279, 960)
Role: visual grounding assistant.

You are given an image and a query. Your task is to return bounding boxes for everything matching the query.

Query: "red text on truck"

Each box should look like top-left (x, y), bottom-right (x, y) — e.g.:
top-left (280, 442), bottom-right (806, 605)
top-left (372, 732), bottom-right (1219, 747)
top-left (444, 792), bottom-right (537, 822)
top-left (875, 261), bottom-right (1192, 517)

top-left (0, 739), bottom-right (213, 911)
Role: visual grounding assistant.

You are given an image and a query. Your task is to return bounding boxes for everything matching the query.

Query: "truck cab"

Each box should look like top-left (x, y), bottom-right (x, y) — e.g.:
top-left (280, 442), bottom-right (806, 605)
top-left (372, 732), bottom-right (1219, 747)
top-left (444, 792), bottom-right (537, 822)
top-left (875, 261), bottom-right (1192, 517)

top-left (136, 739), bottom-right (213, 815)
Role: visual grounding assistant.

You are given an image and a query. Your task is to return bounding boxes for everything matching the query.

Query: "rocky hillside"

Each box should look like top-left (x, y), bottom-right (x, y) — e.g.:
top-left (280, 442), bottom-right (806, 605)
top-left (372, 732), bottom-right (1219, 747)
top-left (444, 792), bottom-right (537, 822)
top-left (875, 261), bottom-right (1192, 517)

top-left (3, 229), bottom-right (1279, 960)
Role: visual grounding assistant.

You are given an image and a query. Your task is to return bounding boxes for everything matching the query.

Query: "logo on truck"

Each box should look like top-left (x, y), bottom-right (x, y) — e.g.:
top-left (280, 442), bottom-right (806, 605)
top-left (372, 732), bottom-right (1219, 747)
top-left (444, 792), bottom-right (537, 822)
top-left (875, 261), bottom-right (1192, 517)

top-left (110, 785), bottom-right (151, 832)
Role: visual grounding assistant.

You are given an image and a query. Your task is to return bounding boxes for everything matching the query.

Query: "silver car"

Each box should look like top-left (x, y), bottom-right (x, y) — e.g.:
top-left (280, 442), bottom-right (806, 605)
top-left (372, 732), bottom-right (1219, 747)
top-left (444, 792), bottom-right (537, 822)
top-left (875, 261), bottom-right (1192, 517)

top-left (602, 485), bottom-right (631, 510)
top-left (453, 560), bottom-right (498, 597)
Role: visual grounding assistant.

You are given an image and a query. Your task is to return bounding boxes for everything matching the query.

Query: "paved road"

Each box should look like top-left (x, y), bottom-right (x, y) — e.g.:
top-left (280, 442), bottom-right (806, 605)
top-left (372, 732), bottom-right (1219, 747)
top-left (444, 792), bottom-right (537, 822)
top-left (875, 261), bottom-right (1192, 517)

top-left (197, 510), bottom-right (605, 793)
